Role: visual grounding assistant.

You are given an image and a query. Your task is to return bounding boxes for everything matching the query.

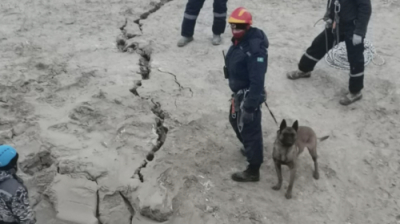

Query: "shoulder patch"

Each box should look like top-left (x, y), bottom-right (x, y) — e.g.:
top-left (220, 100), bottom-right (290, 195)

top-left (257, 57), bottom-right (264, 62)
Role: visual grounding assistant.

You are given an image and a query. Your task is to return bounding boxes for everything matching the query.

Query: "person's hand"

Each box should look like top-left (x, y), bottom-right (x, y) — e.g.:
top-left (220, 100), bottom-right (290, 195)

top-left (325, 18), bottom-right (333, 29)
top-left (352, 34), bottom-right (362, 46)
top-left (242, 110), bottom-right (254, 124)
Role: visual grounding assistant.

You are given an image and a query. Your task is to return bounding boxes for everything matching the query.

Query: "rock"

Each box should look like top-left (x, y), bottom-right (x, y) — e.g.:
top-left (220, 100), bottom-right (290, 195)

top-left (122, 22), bottom-right (141, 39)
top-left (57, 159), bottom-right (108, 181)
top-left (98, 190), bottom-right (133, 224)
top-left (0, 128), bottom-right (13, 139)
top-left (12, 122), bottom-right (28, 136)
top-left (45, 174), bottom-right (98, 224)
top-left (139, 189), bottom-right (173, 222)
top-left (34, 169), bottom-right (57, 194)
top-left (19, 147), bottom-right (54, 175)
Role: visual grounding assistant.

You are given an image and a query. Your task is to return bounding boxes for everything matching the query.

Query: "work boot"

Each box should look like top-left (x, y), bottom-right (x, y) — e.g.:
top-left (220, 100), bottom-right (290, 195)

top-left (212, 34), bottom-right (221, 45)
top-left (286, 70), bottom-right (311, 80)
top-left (177, 36), bottom-right (194, 47)
top-left (231, 165), bottom-right (260, 182)
top-left (339, 91), bottom-right (362, 105)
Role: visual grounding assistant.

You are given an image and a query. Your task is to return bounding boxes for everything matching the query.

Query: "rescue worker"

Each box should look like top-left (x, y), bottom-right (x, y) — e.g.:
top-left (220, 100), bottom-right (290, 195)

top-left (225, 7), bottom-right (269, 182)
top-left (286, 0), bottom-right (372, 105)
top-left (0, 145), bottom-right (36, 224)
top-left (177, 0), bottom-right (228, 47)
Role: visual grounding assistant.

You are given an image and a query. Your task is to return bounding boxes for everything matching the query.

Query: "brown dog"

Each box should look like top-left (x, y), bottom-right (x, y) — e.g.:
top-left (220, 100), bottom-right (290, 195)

top-left (272, 119), bottom-right (329, 199)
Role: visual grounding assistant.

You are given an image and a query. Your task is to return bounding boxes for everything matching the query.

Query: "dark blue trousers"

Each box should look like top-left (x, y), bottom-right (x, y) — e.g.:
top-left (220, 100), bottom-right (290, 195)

top-left (181, 0), bottom-right (228, 37)
top-left (298, 23), bottom-right (365, 94)
top-left (229, 104), bottom-right (263, 168)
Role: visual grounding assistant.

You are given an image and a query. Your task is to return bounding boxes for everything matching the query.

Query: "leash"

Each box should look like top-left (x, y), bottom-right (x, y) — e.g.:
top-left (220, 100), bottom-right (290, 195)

top-left (263, 101), bottom-right (278, 126)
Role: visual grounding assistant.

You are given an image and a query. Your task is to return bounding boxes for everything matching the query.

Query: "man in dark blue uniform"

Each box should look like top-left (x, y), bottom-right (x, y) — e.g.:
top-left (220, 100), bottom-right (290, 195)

top-left (177, 0), bottom-right (228, 47)
top-left (286, 0), bottom-right (372, 105)
top-left (225, 7), bottom-right (269, 182)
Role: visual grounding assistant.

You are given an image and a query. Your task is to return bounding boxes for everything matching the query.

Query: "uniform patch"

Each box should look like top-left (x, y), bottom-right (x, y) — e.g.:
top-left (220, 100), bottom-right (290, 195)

top-left (257, 57), bottom-right (264, 62)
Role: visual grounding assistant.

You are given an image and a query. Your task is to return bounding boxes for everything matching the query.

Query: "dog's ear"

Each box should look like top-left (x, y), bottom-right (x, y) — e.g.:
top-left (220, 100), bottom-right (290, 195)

top-left (292, 120), bottom-right (299, 132)
top-left (279, 119), bottom-right (287, 132)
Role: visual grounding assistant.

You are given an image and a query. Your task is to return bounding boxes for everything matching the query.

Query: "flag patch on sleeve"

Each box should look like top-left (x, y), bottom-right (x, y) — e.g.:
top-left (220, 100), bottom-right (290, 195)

top-left (257, 57), bottom-right (264, 62)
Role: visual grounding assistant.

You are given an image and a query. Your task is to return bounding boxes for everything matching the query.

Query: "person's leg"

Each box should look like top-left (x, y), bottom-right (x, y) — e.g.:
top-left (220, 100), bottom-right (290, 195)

top-left (211, 0), bottom-right (228, 45)
top-left (339, 29), bottom-right (364, 105)
top-left (178, 0), bottom-right (206, 47)
top-left (231, 108), bottom-right (263, 182)
top-left (287, 28), bottom-right (335, 79)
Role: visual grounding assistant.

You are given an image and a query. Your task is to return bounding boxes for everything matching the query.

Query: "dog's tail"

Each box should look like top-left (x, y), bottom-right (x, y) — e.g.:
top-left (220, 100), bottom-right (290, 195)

top-left (318, 135), bottom-right (329, 142)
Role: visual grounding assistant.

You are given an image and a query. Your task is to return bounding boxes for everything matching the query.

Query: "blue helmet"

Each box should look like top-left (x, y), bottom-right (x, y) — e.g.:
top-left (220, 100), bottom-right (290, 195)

top-left (0, 145), bottom-right (18, 168)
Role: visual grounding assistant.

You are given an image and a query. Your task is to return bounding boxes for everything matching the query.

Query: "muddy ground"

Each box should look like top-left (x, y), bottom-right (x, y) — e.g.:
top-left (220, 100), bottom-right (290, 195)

top-left (0, 0), bottom-right (399, 223)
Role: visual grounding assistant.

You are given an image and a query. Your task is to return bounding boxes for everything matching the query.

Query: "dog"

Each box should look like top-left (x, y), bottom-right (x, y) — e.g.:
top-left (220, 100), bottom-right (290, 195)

top-left (271, 119), bottom-right (329, 199)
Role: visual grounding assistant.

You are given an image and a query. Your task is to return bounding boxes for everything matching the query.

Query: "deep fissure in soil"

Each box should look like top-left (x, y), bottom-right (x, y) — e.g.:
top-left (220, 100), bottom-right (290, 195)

top-left (119, 191), bottom-right (136, 223)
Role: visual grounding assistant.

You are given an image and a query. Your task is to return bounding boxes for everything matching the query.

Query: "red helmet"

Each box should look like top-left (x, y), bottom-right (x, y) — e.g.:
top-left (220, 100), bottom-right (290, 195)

top-left (228, 7), bottom-right (253, 25)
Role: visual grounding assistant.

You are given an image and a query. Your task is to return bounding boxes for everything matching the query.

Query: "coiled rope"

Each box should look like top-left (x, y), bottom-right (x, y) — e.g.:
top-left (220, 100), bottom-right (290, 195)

top-left (324, 39), bottom-right (385, 70)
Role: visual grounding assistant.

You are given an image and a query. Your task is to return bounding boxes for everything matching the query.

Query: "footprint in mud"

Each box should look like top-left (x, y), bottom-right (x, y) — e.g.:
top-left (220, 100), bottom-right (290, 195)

top-left (57, 70), bottom-right (97, 92)
top-left (37, 93), bottom-right (66, 108)
top-left (35, 62), bottom-right (49, 70)
top-left (69, 103), bottom-right (104, 127)
top-left (48, 122), bottom-right (84, 136)
top-left (0, 84), bottom-right (18, 103)
top-left (321, 166), bottom-right (337, 179)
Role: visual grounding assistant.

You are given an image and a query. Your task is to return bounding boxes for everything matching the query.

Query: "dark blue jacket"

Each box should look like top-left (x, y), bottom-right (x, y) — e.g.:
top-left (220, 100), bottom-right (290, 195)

top-left (326, 0), bottom-right (371, 37)
top-left (226, 27), bottom-right (269, 112)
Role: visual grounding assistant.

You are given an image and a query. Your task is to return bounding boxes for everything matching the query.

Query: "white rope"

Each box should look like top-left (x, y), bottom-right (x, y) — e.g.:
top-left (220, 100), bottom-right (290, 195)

top-left (324, 39), bottom-right (385, 70)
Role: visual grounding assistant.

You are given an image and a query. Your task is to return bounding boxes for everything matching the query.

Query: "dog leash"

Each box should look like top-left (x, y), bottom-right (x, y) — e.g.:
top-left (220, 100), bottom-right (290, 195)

top-left (263, 101), bottom-right (278, 126)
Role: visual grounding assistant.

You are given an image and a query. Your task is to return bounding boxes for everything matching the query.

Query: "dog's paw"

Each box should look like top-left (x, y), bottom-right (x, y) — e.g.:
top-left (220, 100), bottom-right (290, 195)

top-left (313, 171), bottom-right (319, 180)
top-left (285, 192), bottom-right (292, 199)
top-left (272, 184), bottom-right (281, 191)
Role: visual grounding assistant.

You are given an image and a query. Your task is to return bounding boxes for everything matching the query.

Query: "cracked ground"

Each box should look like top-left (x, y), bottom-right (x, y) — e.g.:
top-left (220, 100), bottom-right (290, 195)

top-left (1, 0), bottom-right (400, 223)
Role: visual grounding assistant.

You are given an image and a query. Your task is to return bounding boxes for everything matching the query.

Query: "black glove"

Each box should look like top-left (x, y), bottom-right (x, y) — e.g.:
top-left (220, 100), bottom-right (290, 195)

top-left (242, 109), bottom-right (254, 124)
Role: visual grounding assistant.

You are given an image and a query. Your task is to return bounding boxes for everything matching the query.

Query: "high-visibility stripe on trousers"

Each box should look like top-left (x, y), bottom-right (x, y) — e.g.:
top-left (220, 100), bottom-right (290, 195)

top-left (298, 22), bottom-right (365, 94)
top-left (181, 0), bottom-right (228, 37)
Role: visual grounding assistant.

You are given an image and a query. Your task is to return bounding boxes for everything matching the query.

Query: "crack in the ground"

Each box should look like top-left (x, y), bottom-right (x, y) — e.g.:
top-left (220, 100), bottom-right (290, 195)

top-left (95, 180), bottom-right (104, 224)
top-left (133, 0), bottom-right (174, 32)
top-left (137, 48), bottom-right (152, 80)
top-left (133, 159), bottom-right (147, 182)
top-left (118, 191), bottom-right (135, 223)
top-left (119, 0), bottom-right (172, 183)
top-left (156, 68), bottom-right (194, 97)
top-left (132, 99), bottom-right (169, 182)
top-left (147, 99), bottom-right (169, 161)
top-left (129, 80), bottom-right (142, 96)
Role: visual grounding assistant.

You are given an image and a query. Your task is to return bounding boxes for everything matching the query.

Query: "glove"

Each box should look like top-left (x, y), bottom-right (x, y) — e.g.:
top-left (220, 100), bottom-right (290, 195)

top-left (352, 34), bottom-right (362, 46)
top-left (324, 18), bottom-right (333, 29)
top-left (241, 110), bottom-right (254, 124)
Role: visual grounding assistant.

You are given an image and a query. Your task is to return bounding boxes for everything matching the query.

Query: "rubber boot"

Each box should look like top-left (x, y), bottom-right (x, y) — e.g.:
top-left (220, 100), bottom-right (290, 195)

top-left (231, 165), bottom-right (260, 182)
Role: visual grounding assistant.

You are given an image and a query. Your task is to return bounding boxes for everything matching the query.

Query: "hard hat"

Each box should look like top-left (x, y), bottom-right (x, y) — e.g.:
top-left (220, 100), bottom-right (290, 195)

top-left (0, 145), bottom-right (18, 168)
top-left (228, 7), bottom-right (253, 25)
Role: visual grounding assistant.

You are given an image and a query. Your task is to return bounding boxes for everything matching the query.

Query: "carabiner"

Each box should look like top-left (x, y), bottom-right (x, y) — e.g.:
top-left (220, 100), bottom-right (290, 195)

top-left (334, 0), bottom-right (341, 13)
